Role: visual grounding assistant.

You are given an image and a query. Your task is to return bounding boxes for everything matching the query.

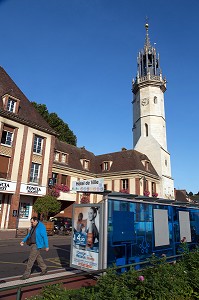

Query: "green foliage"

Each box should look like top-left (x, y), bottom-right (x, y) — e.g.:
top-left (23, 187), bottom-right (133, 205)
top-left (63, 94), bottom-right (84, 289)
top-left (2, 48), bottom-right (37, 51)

top-left (33, 195), bottom-right (61, 220)
top-left (32, 102), bottom-right (77, 146)
top-left (26, 247), bottom-right (199, 300)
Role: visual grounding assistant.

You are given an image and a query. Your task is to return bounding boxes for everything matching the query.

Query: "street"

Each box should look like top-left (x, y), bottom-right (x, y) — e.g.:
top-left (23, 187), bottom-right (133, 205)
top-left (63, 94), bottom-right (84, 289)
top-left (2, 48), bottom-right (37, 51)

top-left (0, 235), bottom-right (72, 280)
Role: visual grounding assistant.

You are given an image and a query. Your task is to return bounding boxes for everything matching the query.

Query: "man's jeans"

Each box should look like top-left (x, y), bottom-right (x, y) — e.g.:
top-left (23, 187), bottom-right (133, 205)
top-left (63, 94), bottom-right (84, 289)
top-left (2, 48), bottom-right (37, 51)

top-left (23, 244), bottom-right (47, 276)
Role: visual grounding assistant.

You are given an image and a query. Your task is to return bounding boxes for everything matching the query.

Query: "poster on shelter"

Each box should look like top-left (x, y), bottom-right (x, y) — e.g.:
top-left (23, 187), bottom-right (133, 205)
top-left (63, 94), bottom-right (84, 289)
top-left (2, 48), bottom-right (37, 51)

top-left (70, 204), bottom-right (102, 271)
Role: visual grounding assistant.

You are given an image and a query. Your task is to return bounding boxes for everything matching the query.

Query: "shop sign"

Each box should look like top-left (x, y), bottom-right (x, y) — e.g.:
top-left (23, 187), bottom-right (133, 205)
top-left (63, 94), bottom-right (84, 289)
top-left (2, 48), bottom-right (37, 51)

top-left (72, 178), bottom-right (104, 192)
top-left (20, 183), bottom-right (46, 196)
top-left (0, 181), bottom-right (16, 193)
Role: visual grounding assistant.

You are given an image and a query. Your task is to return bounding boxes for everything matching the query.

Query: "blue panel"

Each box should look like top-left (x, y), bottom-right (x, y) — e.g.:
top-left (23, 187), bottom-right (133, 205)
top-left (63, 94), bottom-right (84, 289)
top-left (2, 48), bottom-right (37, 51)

top-left (116, 257), bottom-right (126, 273)
top-left (107, 198), bottom-right (199, 269)
top-left (112, 211), bottom-right (134, 243)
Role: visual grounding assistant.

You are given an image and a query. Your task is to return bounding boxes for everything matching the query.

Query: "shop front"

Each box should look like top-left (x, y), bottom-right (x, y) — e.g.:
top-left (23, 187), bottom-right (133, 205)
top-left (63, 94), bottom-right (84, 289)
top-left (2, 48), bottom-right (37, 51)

top-left (18, 183), bottom-right (47, 228)
top-left (0, 180), bottom-right (17, 229)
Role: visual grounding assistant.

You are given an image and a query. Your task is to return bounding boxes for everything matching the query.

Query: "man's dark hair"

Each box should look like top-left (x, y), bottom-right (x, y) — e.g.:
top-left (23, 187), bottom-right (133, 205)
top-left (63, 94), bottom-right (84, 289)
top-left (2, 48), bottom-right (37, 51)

top-left (31, 216), bottom-right (38, 221)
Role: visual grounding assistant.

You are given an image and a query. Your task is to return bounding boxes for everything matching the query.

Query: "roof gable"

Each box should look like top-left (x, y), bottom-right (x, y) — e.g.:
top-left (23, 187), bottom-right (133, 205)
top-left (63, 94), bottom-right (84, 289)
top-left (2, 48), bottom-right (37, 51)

top-left (0, 67), bottom-right (56, 134)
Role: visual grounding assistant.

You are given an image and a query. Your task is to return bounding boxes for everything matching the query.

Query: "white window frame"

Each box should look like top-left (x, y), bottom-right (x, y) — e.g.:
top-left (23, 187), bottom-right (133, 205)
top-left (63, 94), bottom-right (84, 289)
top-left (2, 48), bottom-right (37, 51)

top-left (1, 130), bottom-right (13, 146)
top-left (52, 172), bottom-right (58, 185)
top-left (30, 163), bottom-right (40, 183)
top-left (121, 179), bottom-right (128, 190)
top-left (104, 162), bottom-right (109, 171)
top-left (7, 98), bottom-right (16, 113)
top-left (33, 136), bottom-right (43, 154)
top-left (84, 160), bottom-right (89, 170)
top-left (54, 151), bottom-right (60, 162)
top-left (61, 153), bottom-right (66, 163)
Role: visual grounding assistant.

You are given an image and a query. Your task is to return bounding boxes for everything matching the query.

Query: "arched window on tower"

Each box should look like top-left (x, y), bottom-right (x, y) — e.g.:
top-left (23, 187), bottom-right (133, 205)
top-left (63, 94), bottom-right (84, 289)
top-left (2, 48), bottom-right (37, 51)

top-left (154, 96), bottom-right (157, 104)
top-left (145, 123), bottom-right (148, 137)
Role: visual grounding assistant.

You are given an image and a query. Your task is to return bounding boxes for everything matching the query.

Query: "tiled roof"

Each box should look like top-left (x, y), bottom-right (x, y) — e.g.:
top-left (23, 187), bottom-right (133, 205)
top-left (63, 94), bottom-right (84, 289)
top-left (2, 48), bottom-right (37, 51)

top-left (54, 139), bottom-right (159, 177)
top-left (55, 139), bottom-right (96, 173)
top-left (175, 189), bottom-right (188, 202)
top-left (95, 149), bottom-right (158, 175)
top-left (0, 67), bottom-right (56, 135)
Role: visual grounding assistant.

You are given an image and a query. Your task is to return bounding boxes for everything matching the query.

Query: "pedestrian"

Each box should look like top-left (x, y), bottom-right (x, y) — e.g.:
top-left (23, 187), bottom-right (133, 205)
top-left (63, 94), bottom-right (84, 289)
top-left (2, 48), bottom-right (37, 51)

top-left (20, 216), bottom-right (49, 280)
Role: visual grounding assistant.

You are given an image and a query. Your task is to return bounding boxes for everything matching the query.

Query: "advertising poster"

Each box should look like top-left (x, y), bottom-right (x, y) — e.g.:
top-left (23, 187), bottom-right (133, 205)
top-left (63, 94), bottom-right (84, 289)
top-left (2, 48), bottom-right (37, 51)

top-left (71, 204), bottom-right (102, 271)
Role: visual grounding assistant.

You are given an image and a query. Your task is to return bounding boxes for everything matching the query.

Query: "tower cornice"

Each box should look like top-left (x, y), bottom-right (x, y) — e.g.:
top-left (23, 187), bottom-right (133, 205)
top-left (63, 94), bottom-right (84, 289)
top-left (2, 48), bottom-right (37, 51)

top-left (132, 74), bottom-right (166, 94)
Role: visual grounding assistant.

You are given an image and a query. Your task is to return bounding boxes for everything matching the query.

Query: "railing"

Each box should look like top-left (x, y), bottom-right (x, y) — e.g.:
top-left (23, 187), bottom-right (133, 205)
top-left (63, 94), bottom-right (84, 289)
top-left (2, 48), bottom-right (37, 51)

top-left (139, 74), bottom-right (161, 82)
top-left (0, 254), bottom-right (182, 300)
top-left (133, 74), bottom-right (166, 85)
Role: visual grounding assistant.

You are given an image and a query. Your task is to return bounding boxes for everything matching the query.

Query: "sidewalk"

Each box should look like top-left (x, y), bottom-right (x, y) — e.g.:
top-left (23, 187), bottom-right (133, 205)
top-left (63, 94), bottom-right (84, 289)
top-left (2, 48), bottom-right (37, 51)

top-left (0, 230), bottom-right (68, 240)
top-left (0, 230), bottom-right (16, 240)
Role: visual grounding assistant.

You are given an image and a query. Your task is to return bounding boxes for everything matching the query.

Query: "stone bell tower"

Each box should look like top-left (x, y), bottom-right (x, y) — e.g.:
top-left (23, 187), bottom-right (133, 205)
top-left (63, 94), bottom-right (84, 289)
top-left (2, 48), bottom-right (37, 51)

top-left (132, 22), bottom-right (174, 199)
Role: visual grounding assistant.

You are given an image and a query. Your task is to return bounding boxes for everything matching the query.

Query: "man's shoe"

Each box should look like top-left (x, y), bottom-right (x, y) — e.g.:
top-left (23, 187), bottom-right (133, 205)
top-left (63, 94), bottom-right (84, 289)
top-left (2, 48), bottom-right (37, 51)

top-left (20, 274), bottom-right (30, 280)
top-left (40, 269), bottom-right (47, 276)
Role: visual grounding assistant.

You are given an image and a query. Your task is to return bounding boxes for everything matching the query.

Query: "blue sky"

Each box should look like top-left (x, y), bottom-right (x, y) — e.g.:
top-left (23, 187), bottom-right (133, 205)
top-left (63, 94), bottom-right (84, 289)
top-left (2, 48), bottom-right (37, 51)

top-left (0, 0), bottom-right (198, 193)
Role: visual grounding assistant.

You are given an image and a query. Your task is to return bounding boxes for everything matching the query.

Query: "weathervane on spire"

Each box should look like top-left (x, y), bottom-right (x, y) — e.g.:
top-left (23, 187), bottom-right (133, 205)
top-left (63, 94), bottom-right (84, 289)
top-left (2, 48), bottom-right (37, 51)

top-left (145, 16), bottom-right (149, 28)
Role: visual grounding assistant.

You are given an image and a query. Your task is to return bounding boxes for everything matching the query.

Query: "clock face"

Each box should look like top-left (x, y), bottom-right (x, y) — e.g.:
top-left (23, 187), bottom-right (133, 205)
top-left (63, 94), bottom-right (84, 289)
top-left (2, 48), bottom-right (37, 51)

top-left (141, 98), bottom-right (149, 106)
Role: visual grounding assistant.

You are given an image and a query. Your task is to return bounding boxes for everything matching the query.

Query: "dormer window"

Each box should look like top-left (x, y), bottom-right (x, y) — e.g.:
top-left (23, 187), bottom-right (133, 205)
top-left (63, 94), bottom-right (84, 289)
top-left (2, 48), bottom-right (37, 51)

top-left (61, 153), bottom-right (69, 164)
top-left (2, 94), bottom-right (20, 114)
top-left (102, 161), bottom-right (110, 171)
top-left (104, 162), bottom-right (109, 170)
top-left (84, 160), bottom-right (89, 170)
top-left (7, 98), bottom-right (16, 112)
top-left (141, 159), bottom-right (150, 171)
top-left (145, 161), bottom-right (149, 171)
top-left (54, 151), bottom-right (68, 164)
top-left (54, 151), bottom-right (60, 161)
top-left (80, 159), bottom-right (90, 170)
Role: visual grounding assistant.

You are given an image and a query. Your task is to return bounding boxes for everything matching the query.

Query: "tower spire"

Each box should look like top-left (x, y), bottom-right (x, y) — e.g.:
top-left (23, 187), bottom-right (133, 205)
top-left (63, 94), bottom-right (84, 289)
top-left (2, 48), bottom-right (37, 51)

top-left (134, 20), bottom-right (162, 79)
top-left (144, 18), bottom-right (151, 50)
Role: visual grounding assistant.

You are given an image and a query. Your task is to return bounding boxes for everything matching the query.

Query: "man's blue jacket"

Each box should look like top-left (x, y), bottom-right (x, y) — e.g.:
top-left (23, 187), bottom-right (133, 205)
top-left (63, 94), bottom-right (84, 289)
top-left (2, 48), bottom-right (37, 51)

top-left (23, 221), bottom-right (49, 249)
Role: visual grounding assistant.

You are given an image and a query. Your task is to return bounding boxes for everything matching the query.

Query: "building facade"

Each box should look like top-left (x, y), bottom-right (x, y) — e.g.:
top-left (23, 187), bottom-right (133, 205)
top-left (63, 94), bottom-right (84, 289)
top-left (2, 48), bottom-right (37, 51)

top-left (0, 67), bottom-right (56, 229)
top-left (52, 140), bottom-right (160, 218)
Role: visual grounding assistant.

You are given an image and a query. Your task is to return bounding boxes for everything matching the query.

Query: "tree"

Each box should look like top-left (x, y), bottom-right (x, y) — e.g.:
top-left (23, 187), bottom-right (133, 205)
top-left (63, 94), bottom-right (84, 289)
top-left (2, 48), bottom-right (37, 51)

top-left (31, 102), bottom-right (77, 146)
top-left (33, 195), bottom-right (61, 221)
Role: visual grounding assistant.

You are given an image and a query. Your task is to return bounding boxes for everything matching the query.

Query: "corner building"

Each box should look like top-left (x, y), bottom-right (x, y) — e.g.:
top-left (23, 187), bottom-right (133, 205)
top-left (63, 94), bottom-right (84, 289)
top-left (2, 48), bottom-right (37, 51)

top-left (0, 67), bottom-right (56, 229)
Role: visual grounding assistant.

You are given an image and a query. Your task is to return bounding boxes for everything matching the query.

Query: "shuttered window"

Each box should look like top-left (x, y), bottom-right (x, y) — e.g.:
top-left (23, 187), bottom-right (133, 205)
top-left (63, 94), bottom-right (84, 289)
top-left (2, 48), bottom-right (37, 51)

top-left (0, 155), bottom-right (9, 179)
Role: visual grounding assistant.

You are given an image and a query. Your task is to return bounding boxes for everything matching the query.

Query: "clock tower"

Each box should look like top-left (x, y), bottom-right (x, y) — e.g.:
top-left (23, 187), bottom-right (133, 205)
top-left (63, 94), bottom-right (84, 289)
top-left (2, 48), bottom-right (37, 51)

top-left (132, 22), bottom-right (174, 199)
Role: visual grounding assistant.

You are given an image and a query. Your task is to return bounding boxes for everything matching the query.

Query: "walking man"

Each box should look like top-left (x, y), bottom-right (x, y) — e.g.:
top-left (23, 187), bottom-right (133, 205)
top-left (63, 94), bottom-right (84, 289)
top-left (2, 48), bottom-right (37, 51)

top-left (20, 216), bottom-right (49, 280)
